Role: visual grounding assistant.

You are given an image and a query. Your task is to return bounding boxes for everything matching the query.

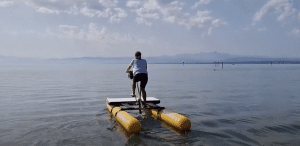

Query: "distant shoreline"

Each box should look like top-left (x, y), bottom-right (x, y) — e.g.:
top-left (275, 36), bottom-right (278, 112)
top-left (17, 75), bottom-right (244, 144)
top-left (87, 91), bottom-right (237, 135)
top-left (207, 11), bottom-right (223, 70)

top-left (150, 61), bottom-right (300, 64)
top-left (1, 51), bottom-right (300, 65)
top-left (1, 61), bottom-right (300, 65)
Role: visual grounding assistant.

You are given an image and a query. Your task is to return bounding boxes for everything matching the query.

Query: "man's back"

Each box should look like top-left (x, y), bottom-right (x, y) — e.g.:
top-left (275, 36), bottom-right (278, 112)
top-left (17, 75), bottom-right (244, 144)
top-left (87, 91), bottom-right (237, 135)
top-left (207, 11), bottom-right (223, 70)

top-left (130, 59), bottom-right (147, 75)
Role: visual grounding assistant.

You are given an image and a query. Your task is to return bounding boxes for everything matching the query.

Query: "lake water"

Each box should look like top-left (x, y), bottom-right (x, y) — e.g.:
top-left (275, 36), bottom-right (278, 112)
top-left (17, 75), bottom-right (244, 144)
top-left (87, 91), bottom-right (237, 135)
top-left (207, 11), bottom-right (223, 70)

top-left (0, 64), bottom-right (300, 146)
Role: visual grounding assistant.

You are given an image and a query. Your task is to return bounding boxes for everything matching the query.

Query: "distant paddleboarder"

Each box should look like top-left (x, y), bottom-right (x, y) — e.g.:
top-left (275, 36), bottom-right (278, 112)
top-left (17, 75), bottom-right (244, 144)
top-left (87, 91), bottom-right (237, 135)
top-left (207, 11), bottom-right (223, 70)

top-left (126, 51), bottom-right (148, 106)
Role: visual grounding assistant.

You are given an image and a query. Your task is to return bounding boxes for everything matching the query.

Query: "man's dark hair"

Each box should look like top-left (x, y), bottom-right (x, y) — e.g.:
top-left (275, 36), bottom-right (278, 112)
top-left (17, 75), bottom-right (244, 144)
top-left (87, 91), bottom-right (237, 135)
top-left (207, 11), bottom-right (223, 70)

top-left (135, 51), bottom-right (141, 57)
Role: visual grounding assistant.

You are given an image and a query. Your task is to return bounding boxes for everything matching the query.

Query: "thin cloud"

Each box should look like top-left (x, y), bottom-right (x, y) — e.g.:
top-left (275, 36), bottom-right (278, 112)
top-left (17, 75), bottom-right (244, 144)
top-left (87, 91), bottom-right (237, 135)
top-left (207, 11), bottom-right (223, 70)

top-left (126, 1), bottom-right (141, 8)
top-left (184, 11), bottom-right (227, 30)
top-left (130, 0), bottom-right (227, 33)
top-left (58, 25), bottom-right (85, 39)
top-left (253, 0), bottom-right (296, 22)
top-left (136, 17), bottom-right (153, 26)
top-left (36, 7), bottom-right (60, 14)
top-left (134, 7), bottom-right (160, 19)
top-left (191, 0), bottom-right (212, 9)
top-left (130, 0), bottom-right (161, 26)
top-left (0, 1), bottom-right (13, 7)
top-left (258, 27), bottom-right (267, 32)
top-left (3, 22), bottom-right (154, 58)
top-left (25, 0), bottom-right (127, 23)
top-left (25, 0), bottom-right (81, 14)
top-left (99, 0), bottom-right (118, 7)
top-left (208, 27), bottom-right (213, 35)
top-left (110, 8), bottom-right (127, 23)
top-left (55, 23), bottom-right (145, 44)
top-left (289, 28), bottom-right (300, 37)
top-left (80, 5), bottom-right (111, 17)
top-left (212, 19), bottom-right (228, 27)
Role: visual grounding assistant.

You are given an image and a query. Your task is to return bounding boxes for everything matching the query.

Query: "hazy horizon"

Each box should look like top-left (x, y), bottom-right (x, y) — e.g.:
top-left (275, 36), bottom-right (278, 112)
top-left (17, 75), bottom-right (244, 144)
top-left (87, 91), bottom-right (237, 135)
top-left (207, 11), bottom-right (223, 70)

top-left (1, 51), bottom-right (300, 66)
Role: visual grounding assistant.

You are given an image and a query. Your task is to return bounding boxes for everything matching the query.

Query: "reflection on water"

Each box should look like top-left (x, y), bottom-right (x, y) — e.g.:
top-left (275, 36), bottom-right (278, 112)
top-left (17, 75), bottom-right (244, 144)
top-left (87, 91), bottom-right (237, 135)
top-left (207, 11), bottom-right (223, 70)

top-left (0, 64), bottom-right (300, 146)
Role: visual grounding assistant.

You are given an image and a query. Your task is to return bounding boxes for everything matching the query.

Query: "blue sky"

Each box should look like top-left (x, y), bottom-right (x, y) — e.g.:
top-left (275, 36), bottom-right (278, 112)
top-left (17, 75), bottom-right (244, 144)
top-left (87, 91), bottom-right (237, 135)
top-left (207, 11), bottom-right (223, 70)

top-left (0, 0), bottom-right (300, 58)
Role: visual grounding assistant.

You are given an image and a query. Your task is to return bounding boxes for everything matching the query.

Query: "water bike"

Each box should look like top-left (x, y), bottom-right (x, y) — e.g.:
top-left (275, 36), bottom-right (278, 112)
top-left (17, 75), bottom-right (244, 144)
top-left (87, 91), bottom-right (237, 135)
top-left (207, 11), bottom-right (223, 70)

top-left (106, 71), bottom-right (191, 134)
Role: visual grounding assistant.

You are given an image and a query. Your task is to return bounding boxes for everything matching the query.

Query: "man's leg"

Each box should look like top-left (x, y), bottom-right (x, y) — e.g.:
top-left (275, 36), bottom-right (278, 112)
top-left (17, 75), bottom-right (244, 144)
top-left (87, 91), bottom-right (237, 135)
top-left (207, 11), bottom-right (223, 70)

top-left (141, 87), bottom-right (146, 106)
top-left (131, 81), bottom-right (136, 96)
top-left (140, 73), bottom-right (148, 106)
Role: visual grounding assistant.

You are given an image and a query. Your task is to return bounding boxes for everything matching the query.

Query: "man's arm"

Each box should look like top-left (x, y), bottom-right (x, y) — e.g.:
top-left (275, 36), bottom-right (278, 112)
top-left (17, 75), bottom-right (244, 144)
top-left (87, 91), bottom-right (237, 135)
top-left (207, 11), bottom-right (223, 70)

top-left (126, 65), bottom-right (131, 73)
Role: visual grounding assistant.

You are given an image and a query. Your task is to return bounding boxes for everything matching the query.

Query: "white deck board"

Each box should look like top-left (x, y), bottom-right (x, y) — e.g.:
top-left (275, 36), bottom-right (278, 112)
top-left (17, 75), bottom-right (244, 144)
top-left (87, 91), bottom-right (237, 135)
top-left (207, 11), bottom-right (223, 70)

top-left (106, 97), bottom-right (160, 105)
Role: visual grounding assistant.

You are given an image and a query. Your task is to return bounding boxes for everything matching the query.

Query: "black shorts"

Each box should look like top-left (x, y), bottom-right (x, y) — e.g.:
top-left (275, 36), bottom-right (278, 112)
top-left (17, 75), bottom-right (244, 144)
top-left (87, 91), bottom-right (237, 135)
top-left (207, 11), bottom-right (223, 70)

top-left (133, 73), bottom-right (148, 88)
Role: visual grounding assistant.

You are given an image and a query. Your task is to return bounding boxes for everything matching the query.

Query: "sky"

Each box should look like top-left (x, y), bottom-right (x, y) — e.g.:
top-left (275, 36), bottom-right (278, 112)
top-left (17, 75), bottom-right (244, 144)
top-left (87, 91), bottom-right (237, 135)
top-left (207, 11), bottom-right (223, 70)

top-left (0, 0), bottom-right (300, 58)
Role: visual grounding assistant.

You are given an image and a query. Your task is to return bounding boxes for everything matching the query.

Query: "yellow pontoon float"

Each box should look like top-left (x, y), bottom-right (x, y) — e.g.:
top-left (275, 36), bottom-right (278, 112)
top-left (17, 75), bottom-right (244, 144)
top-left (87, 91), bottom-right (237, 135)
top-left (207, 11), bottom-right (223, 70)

top-left (106, 96), bottom-right (191, 134)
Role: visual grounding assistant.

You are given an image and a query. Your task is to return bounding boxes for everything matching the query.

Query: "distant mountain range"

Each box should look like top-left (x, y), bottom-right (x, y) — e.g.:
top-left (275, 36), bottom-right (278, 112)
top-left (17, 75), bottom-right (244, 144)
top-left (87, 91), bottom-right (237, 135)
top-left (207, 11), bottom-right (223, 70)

top-left (1, 52), bottom-right (300, 65)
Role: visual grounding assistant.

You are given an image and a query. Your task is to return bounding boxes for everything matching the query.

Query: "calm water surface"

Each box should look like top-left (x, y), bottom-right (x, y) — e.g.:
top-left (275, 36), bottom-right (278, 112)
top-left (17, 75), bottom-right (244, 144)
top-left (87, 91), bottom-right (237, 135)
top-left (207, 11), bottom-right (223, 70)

top-left (0, 64), bottom-right (300, 146)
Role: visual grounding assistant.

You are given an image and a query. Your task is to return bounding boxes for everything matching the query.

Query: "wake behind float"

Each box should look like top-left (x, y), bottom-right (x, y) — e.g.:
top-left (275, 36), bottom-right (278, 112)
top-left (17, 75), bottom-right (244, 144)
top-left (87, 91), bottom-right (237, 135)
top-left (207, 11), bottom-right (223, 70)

top-left (106, 97), bottom-right (191, 134)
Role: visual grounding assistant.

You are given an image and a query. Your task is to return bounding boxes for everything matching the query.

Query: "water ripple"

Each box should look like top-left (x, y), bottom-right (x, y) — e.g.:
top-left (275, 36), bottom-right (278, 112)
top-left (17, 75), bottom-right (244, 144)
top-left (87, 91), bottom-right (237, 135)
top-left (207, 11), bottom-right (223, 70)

top-left (223, 130), bottom-right (260, 145)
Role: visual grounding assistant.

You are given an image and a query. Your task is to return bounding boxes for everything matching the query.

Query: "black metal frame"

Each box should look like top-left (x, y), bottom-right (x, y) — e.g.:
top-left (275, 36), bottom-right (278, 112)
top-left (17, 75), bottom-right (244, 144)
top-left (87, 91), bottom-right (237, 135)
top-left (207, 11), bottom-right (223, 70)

top-left (112, 78), bottom-right (165, 113)
top-left (119, 102), bottom-right (165, 111)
